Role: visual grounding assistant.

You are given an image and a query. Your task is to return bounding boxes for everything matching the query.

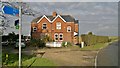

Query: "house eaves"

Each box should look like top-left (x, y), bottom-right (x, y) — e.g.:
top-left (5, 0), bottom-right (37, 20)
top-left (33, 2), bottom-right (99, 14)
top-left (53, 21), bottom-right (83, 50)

top-left (52, 15), bottom-right (66, 22)
top-left (37, 15), bottom-right (52, 23)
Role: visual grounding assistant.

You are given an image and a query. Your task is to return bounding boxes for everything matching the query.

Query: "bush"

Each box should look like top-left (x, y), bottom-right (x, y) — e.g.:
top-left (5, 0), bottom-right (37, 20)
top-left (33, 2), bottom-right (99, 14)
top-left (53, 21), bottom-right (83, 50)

top-left (39, 39), bottom-right (46, 48)
top-left (88, 32), bottom-right (93, 35)
top-left (30, 39), bottom-right (46, 48)
top-left (62, 42), bottom-right (66, 47)
top-left (67, 42), bottom-right (72, 46)
top-left (62, 42), bottom-right (72, 47)
top-left (41, 35), bottom-right (53, 43)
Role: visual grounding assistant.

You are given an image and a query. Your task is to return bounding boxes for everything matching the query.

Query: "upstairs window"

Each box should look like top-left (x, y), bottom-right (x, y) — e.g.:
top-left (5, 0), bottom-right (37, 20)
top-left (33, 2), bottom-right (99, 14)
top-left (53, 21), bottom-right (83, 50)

top-left (67, 26), bottom-right (71, 32)
top-left (54, 33), bottom-right (58, 41)
top-left (56, 22), bottom-right (61, 29)
top-left (42, 23), bottom-right (47, 29)
top-left (33, 27), bottom-right (37, 32)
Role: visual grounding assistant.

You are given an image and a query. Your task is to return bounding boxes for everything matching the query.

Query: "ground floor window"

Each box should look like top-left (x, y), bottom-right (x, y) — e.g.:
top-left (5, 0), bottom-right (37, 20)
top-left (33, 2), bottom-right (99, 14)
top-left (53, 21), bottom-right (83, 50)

top-left (54, 33), bottom-right (63, 41)
top-left (59, 33), bottom-right (63, 41)
top-left (54, 33), bottom-right (58, 41)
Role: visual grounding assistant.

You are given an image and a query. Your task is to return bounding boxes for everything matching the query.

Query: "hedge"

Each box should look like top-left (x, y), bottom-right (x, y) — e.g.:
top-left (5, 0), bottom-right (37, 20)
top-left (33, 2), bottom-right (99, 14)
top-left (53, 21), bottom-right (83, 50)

top-left (80, 34), bottom-right (109, 46)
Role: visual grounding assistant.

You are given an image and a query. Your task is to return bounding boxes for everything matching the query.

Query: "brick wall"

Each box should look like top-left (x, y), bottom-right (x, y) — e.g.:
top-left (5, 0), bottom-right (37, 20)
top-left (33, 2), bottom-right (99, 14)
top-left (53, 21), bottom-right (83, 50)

top-left (31, 16), bottom-right (78, 43)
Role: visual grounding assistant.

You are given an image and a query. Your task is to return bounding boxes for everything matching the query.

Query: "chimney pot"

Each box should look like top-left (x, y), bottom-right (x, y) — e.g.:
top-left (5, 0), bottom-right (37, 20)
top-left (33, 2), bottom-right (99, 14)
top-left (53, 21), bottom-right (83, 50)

top-left (53, 11), bottom-right (57, 17)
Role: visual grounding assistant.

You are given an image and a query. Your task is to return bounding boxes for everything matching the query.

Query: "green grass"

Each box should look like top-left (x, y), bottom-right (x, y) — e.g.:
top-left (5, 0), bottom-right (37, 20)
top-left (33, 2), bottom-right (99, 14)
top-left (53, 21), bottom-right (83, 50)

top-left (109, 36), bottom-right (118, 42)
top-left (79, 36), bottom-right (119, 51)
top-left (30, 58), bottom-right (56, 66)
top-left (8, 57), bottom-right (57, 68)
top-left (80, 43), bottom-right (109, 51)
top-left (2, 53), bottom-right (57, 67)
top-left (2, 53), bottom-right (33, 66)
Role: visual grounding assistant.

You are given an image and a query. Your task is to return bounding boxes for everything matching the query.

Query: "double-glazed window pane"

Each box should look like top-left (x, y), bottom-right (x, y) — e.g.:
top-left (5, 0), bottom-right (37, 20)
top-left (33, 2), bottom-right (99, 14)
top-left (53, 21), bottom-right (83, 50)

top-left (56, 22), bottom-right (61, 29)
top-left (59, 34), bottom-right (63, 41)
top-left (54, 34), bottom-right (58, 41)
top-left (67, 26), bottom-right (71, 32)
top-left (42, 23), bottom-right (47, 29)
top-left (33, 27), bottom-right (37, 32)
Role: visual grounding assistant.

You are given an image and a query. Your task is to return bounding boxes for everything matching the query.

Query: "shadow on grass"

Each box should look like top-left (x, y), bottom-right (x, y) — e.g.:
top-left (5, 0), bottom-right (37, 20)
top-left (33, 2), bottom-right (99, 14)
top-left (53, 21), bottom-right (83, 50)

top-left (2, 52), bottom-right (34, 67)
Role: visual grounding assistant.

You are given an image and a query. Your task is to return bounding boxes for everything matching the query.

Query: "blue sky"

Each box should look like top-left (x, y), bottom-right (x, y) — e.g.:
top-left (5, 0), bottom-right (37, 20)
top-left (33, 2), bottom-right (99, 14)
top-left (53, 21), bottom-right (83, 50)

top-left (0, 2), bottom-right (118, 36)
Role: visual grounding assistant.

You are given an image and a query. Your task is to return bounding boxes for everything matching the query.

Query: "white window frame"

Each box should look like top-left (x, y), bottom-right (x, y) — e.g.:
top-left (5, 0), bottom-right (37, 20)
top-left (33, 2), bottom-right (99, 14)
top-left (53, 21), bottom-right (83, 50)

top-left (56, 22), bottom-right (61, 29)
top-left (59, 33), bottom-right (63, 41)
top-left (33, 27), bottom-right (37, 32)
top-left (42, 23), bottom-right (47, 29)
top-left (54, 33), bottom-right (59, 41)
top-left (67, 26), bottom-right (71, 32)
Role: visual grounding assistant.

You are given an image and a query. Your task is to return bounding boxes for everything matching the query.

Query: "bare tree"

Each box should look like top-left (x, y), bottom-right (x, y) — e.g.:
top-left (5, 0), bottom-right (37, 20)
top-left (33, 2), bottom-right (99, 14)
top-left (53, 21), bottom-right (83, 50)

top-left (0, 2), bottom-right (43, 35)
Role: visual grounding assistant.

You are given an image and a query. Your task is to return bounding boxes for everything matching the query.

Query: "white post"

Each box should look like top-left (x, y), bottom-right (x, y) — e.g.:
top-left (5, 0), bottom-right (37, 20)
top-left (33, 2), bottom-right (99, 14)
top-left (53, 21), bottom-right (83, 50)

top-left (19, 4), bottom-right (22, 68)
top-left (81, 42), bottom-right (84, 48)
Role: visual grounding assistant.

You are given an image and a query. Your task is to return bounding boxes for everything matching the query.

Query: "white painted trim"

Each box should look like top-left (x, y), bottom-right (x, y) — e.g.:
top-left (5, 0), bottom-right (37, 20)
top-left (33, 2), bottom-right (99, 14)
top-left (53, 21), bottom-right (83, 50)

top-left (37, 15), bottom-right (51, 23)
top-left (2, 6), bottom-right (5, 14)
top-left (36, 15), bottom-right (66, 24)
top-left (52, 15), bottom-right (66, 22)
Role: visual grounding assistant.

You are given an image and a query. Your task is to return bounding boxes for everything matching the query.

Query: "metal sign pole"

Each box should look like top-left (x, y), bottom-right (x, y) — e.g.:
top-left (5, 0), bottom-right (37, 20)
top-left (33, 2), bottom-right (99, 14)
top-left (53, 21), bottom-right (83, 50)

top-left (19, 4), bottom-right (22, 68)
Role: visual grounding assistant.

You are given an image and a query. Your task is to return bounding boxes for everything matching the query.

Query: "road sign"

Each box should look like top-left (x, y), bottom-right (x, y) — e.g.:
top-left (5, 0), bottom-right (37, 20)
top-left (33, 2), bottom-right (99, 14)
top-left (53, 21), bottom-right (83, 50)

top-left (2, 5), bottom-right (19, 16)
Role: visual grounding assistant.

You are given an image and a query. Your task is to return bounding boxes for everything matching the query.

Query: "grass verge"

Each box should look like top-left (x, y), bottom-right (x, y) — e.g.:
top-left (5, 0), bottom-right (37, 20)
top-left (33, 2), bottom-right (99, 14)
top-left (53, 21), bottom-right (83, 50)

top-left (79, 36), bottom-right (118, 51)
top-left (2, 53), bottom-right (56, 67)
top-left (80, 43), bottom-right (109, 51)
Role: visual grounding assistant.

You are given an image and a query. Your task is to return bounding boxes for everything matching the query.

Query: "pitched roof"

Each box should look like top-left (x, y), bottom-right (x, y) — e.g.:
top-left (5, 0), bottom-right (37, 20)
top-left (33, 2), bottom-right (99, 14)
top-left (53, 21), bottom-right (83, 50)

top-left (31, 16), bottom-right (42, 23)
top-left (61, 15), bottom-right (75, 22)
top-left (46, 15), bottom-right (55, 21)
top-left (31, 14), bottom-right (78, 23)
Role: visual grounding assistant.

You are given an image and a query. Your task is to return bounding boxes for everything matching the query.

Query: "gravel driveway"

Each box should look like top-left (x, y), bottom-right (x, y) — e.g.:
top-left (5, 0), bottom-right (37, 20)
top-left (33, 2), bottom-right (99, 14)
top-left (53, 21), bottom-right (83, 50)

top-left (36, 47), bottom-right (98, 66)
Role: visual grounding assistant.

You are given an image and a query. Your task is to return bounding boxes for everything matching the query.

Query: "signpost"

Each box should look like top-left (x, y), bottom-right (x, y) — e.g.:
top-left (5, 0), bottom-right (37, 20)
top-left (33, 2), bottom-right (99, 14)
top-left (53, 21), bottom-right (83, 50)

top-left (2, 5), bottom-right (19, 16)
top-left (18, 5), bottom-right (22, 68)
top-left (2, 5), bottom-right (22, 68)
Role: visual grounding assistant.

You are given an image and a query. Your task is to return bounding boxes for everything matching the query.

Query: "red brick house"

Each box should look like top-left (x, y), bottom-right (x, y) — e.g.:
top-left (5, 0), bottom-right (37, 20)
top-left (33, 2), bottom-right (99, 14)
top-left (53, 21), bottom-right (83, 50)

top-left (31, 12), bottom-right (79, 44)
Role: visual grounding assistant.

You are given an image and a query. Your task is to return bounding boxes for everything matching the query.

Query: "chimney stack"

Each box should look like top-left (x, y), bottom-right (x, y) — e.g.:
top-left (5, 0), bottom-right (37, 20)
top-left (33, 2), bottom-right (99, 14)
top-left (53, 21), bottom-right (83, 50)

top-left (53, 11), bottom-right (57, 17)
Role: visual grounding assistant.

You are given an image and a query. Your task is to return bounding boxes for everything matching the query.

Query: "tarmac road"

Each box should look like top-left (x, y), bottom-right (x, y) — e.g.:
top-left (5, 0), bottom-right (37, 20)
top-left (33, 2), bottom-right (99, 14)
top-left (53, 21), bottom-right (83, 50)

top-left (97, 41), bottom-right (118, 66)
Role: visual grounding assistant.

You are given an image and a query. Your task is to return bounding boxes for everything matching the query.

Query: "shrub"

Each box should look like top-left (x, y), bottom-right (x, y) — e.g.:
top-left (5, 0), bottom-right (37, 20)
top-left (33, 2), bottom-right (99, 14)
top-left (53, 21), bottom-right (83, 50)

top-left (41, 35), bottom-right (53, 43)
top-left (38, 39), bottom-right (46, 48)
top-left (62, 42), bottom-right (72, 47)
top-left (30, 39), bottom-right (46, 48)
top-left (88, 32), bottom-right (93, 35)
top-left (62, 42), bottom-right (66, 47)
top-left (67, 42), bottom-right (72, 46)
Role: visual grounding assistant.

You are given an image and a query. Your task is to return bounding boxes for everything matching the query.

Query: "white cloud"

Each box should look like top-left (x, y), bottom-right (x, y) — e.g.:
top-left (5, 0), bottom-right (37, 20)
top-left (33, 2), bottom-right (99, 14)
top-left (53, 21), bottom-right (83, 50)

top-left (2, 2), bottom-right (118, 36)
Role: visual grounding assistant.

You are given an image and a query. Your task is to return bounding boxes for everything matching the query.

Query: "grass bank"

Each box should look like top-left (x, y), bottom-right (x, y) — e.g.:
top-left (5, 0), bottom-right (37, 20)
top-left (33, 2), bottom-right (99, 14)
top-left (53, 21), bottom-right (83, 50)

top-left (2, 53), bottom-right (57, 67)
top-left (80, 43), bottom-right (109, 51)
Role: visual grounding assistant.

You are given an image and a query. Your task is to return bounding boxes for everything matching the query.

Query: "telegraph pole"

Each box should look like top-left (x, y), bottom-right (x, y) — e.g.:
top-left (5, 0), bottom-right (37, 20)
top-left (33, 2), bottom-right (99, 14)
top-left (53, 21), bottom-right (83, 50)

top-left (19, 4), bottom-right (22, 68)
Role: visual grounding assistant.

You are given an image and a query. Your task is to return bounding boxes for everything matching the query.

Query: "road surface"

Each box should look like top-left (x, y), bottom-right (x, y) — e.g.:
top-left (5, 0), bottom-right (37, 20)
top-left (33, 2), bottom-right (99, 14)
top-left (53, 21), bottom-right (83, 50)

top-left (97, 41), bottom-right (118, 66)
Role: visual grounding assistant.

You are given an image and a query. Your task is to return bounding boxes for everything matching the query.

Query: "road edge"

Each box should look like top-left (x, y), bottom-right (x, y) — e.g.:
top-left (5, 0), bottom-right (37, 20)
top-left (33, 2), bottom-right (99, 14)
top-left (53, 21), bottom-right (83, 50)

top-left (94, 40), bottom-right (118, 68)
